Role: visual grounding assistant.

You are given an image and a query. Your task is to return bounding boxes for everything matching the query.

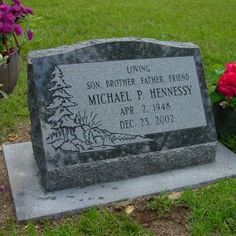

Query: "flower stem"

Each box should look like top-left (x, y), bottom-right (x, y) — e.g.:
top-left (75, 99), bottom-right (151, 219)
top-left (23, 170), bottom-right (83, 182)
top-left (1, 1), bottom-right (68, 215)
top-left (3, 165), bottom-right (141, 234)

top-left (12, 33), bottom-right (20, 48)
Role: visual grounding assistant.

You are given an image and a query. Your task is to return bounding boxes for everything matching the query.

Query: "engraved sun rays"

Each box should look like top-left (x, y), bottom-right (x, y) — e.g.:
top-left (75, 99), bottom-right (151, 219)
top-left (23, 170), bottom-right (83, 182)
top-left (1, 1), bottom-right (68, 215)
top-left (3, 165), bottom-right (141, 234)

top-left (75, 111), bottom-right (102, 129)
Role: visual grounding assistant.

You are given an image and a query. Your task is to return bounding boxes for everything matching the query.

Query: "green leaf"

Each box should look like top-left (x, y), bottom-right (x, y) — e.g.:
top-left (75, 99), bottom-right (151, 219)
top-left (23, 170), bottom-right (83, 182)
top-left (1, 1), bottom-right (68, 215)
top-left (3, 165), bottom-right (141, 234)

top-left (229, 97), bottom-right (236, 110)
top-left (209, 85), bottom-right (216, 93)
top-left (207, 67), bottom-right (225, 86)
top-left (210, 90), bottom-right (224, 105)
top-left (214, 68), bottom-right (225, 76)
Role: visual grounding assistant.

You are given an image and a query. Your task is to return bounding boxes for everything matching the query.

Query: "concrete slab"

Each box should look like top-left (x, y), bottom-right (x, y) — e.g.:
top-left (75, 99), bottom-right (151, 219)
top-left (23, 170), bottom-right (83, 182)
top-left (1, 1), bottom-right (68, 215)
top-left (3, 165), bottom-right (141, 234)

top-left (3, 142), bottom-right (236, 221)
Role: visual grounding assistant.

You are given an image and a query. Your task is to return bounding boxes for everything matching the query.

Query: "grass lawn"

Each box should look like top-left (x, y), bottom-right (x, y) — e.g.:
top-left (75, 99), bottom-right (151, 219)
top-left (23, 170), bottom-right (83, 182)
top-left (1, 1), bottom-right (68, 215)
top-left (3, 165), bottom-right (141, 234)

top-left (0, 0), bottom-right (236, 235)
top-left (1, 0), bottom-right (236, 138)
top-left (1, 179), bottom-right (236, 235)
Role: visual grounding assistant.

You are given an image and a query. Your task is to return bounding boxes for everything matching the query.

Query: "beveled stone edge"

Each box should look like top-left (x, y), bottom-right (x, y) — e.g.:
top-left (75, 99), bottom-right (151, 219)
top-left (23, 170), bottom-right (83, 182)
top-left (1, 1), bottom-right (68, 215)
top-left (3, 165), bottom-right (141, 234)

top-left (45, 141), bottom-right (217, 191)
top-left (27, 37), bottom-right (199, 60)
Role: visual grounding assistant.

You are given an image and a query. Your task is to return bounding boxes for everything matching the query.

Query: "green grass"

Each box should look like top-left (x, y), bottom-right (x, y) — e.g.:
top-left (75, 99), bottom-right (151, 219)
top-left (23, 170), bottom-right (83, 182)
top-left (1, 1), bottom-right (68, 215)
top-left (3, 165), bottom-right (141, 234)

top-left (1, 0), bottom-right (236, 138)
top-left (181, 179), bottom-right (236, 236)
top-left (2, 209), bottom-right (153, 236)
top-left (149, 194), bottom-right (174, 217)
top-left (144, 179), bottom-right (236, 235)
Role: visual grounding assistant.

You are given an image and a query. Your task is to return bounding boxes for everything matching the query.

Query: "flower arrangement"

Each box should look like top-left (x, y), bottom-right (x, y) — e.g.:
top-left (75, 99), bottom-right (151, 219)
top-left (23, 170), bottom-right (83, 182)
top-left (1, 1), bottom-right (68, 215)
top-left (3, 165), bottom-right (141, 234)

top-left (0, 0), bottom-right (33, 65)
top-left (210, 63), bottom-right (236, 110)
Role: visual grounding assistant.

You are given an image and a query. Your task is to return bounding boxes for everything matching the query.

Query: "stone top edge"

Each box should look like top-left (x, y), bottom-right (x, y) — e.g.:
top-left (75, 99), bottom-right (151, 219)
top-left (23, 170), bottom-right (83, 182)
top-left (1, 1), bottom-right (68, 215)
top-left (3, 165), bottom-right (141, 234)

top-left (27, 37), bottom-right (199, 60)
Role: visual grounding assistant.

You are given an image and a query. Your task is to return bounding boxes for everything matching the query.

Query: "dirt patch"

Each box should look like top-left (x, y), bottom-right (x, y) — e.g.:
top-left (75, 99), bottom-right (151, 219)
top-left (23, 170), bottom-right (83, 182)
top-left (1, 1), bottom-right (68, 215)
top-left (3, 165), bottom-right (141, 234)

top-left (109, 197), bottom-right (191, 236)
top-left (3, 124), bottom-right (31, 145)
top-left (133, 205), bottom-right (190, 236)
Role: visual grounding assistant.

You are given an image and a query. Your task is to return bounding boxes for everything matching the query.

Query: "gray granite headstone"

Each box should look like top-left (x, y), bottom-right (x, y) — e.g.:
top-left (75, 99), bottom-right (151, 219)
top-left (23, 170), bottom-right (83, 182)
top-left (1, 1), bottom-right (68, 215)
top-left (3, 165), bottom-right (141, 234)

top-left (28, 38), bottom-right (217, 191)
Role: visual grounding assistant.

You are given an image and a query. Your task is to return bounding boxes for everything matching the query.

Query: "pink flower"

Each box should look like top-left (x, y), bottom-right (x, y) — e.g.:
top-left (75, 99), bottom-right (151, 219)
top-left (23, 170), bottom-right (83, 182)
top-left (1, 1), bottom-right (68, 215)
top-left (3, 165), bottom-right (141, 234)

top-left (27, 29), bottom-right (33, 40)
top-left (217, 62), bottom-right (236, 98)
top-left (226, 63), bottom-right (236, 73)
top-left (14, 24), bottom-right (22, 35)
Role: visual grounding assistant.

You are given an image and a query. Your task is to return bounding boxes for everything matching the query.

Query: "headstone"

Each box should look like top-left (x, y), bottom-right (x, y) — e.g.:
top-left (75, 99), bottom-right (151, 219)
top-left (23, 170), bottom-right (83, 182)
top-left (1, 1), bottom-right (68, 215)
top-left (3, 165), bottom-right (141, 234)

top-left (28, 38), bottom-right (217, 191)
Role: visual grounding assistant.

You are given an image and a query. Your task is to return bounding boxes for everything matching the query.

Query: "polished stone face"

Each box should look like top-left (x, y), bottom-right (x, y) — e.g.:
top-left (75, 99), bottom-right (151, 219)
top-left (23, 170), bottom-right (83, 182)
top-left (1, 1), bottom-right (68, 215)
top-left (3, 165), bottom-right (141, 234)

top-left (28, 38), bottom-right (217, 191)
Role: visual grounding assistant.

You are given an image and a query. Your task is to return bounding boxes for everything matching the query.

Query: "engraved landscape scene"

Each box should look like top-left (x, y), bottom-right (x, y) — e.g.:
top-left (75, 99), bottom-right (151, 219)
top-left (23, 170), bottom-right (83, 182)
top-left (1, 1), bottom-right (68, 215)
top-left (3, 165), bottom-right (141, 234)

top-left (46, 65), bottom-right (149, 152)
top-left (45, 57), bottom-right (206, 153)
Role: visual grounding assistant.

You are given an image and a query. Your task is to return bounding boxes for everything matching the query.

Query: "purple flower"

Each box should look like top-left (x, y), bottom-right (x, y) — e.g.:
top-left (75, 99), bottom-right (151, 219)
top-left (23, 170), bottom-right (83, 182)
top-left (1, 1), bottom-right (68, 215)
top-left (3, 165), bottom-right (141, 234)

top-left (10, 5), bottom-right (23, 18)
top-left (9, 5), bottom-right (32, 18)
top-left (27, 29), bottom-right (33, 40)
top-left (12, 0), bottom-right (21, 5)
top-left (0, 0), bottom-right (34, 51)
top-left (5, 13), bottom-right (15, 23)
top-left (0, 22), bottom-right (14, 34)
top-left (24, 7), bottom-right (33, 15)
top-left (0, 4), bottom-right (10, 12)
top-left (14, 24), bottom-right (22, 35)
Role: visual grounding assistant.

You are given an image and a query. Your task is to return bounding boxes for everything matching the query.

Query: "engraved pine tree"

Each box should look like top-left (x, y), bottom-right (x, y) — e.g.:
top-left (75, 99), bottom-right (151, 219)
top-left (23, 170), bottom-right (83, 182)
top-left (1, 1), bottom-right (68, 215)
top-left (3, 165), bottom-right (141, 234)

top-left (46, 66), bottom-right (151, 153)
top-left (46, 65), bottom-right (78, 150)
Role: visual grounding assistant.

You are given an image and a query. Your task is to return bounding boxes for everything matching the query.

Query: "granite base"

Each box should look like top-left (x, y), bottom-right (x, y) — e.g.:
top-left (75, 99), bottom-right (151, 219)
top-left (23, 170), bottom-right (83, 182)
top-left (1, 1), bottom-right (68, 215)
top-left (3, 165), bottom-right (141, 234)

top-left (3, 142), bottom-right (236, 221)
